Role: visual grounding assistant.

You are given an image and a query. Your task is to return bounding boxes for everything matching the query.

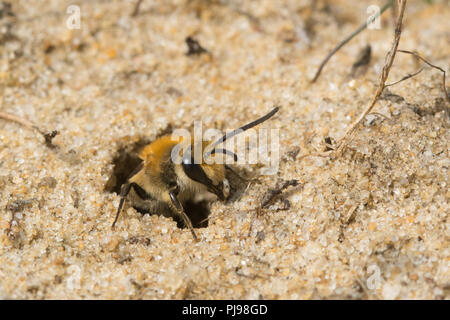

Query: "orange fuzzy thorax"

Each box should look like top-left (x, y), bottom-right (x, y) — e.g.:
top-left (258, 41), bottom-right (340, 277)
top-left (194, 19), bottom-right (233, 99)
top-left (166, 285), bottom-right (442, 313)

top-left (138, 134), bottom-right (223, 173)
top-left (138, 135), bottom-right (184, 169)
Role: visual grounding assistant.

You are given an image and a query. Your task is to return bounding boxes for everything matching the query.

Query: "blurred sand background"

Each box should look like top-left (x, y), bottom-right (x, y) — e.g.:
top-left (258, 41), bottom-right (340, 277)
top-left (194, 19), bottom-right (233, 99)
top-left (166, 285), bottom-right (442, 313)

top-left (0, 0), bottom-right (448, 299)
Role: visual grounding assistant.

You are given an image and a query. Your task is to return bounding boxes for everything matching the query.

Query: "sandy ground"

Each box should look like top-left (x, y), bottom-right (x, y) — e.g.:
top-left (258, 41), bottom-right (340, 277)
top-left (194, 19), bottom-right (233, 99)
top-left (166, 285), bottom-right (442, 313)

top-left (0, 0), bottom-right (448, 299)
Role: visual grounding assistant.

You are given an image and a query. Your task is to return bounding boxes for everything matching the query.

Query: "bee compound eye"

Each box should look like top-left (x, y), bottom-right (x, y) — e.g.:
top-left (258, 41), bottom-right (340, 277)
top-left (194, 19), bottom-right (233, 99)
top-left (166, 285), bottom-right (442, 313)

top-left (182, 161), bottom-right (207, 185)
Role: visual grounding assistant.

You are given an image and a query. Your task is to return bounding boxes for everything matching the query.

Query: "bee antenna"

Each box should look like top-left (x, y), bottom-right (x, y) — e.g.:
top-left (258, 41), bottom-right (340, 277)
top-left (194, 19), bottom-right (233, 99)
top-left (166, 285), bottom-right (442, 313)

top-left (209, 148), bottom-right (238, 161)
top-left (205, 106), bottom-right (280, 158)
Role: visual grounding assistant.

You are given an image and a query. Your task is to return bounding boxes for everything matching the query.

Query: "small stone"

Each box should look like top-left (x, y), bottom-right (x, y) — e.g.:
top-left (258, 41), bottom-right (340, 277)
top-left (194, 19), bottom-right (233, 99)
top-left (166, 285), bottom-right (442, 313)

top-left (39, 176), bottom-right (57, 189)
top-left (382, 283), bottom-right (401, 300)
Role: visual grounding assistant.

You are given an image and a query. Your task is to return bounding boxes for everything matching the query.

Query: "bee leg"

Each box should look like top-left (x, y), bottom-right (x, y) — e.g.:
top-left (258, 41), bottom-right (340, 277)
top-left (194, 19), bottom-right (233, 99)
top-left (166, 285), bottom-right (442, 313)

top-left (168, 188), bottom-right (198, 240)
top-left (112, 182), bottom-right (132, 228)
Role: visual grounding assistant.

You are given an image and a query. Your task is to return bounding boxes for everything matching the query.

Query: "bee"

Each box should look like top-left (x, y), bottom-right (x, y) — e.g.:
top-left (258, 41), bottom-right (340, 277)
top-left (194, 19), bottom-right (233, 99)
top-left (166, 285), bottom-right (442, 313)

top-left (112, 107), bottom-right (279, 239)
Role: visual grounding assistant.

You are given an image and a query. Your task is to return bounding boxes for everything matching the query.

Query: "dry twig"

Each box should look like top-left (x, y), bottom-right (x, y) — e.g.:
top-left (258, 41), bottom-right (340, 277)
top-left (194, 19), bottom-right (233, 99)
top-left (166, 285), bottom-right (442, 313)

top-left (131, 0), bottom-right (143, 17)
top-left (333, 0), bottom-right (407, 155)
top-left (397, 49), bottom-right (449, 104)
top-left (312, 0), bottom-right (393, 82)
top-left (260, 179), bottom-right (299, 209)
top-left (0, 111), bottom-right (58, 148)
top-left (300, 0), bottom-right (407, 160)
top-left (385, 67), bottom-right (424, 87)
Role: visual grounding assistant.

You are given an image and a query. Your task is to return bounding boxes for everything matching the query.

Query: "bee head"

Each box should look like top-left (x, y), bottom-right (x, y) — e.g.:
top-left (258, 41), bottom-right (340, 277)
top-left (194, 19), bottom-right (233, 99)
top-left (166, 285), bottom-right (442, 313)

top-left (180, 106), bottom-right (280, 200)
top-left (181, 146), bottom-right (228, 200)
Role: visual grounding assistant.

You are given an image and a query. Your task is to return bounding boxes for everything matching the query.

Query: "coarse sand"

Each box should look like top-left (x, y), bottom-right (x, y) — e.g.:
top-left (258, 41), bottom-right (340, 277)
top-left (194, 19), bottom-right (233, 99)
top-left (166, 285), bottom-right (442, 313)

top-left (0, 0), bottom-right (448, 299)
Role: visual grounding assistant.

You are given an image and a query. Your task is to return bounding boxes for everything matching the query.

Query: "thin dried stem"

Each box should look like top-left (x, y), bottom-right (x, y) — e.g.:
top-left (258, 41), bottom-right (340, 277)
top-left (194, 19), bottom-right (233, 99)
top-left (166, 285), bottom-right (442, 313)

top-left (334, 0), bottom-right (407, 155)
top-left (397, 49), bottom-right (449, 104)
top-left (0, 111), bottom-right (58, 148)
top-left (0, 111), bottom-right (39, 132)
top-left (131, 0), bottom-right (143, 17)
top-left (385, 66), bottom-right (424, 87)
top-left (311, 0), bottom-right (393, 83)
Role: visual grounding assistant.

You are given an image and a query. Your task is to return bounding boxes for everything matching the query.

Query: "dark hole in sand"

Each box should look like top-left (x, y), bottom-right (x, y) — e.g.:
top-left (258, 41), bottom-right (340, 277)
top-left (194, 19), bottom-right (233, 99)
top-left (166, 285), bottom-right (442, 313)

top-left (104, 138), bottom-right (211, 228)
